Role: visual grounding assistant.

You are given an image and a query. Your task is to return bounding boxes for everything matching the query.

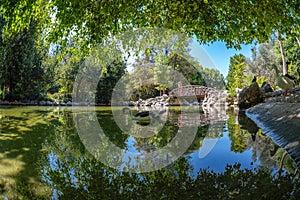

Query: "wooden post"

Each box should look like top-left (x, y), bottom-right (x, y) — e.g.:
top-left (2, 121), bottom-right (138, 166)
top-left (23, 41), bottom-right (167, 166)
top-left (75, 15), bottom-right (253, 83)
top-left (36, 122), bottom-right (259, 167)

top-left (178, 81), bottom-right (183, 95)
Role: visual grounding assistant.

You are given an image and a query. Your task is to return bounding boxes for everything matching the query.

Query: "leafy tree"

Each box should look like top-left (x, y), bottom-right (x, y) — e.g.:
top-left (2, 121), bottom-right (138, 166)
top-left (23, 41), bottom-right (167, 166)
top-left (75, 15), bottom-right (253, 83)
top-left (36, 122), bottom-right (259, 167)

top-left (246, 41), bottom-right (281, 88)
top-left (168, 54), bottom-right (206, 86)
top-left (128, 35), bottom-right (208, 97)
top-left (0, 20), bottom-right (45, 101)
top-left (56, 55), bottom-right (83, 101)
top-left (275, 35), bottom-right (300, 84)
top-left (96, 61), bottom-right (127, 104)
top-left (0, 15), bottom-right (4, 46)
top-left (1, 0), bottom-right (299, 51)
top-left (226, 54), bottom-right (247, 96)
top-left (202, 67), bottom-right (225, 90)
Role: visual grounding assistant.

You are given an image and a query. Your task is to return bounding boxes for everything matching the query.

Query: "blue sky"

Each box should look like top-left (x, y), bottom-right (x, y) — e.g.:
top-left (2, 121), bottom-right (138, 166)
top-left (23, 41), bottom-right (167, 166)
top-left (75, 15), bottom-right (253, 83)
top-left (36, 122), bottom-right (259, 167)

top-left (190, 40), bottom-right (253, 78)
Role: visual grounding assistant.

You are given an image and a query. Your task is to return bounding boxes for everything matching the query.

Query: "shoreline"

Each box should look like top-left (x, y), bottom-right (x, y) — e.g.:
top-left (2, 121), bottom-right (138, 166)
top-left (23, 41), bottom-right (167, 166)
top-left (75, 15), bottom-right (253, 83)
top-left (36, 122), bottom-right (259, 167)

top-left (246, 102), bottom-right (300, 168)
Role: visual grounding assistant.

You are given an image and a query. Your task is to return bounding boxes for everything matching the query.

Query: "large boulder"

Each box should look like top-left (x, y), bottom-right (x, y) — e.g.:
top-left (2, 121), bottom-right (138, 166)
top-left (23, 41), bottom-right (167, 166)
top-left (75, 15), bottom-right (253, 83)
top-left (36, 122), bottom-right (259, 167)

top-left (238, 82), bottom-right (263, 109)
top-left (260, 82), bottom-right (273, 94)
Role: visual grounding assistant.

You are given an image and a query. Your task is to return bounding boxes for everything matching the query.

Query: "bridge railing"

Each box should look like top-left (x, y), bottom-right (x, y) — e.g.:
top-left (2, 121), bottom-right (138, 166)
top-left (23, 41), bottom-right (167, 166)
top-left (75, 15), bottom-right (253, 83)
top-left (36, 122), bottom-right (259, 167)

top-left (169, 85), bottom-right (216, 97)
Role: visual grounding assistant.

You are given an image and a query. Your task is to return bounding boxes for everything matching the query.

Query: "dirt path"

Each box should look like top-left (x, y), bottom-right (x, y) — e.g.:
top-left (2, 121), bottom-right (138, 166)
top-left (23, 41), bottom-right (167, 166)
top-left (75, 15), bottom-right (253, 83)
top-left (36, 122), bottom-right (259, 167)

top-left (246, 102), bottom-right (300, 168)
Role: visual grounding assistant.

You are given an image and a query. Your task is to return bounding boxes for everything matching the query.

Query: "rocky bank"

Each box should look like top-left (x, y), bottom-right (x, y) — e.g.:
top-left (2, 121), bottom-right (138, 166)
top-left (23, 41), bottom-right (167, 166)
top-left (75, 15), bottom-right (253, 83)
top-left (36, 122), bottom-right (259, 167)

top-left (246, 102), bottom-right (300, 168)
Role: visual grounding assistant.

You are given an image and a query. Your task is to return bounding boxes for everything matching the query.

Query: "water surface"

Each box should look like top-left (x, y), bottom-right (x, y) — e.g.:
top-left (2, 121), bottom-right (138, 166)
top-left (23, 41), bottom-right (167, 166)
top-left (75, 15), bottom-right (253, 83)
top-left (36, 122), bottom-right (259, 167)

top-left (0, 106), bottom-right (298, 199)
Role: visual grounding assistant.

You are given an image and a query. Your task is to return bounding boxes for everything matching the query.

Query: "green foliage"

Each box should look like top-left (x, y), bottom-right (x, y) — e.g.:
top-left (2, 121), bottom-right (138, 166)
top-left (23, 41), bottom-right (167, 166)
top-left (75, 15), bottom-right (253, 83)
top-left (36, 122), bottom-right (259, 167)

top-left (1, 1), bottom-right (299, 101)
top-left (132, 84), bottom-right (160, 100)
top-left (246, 41), bottom-right (281, 88)
top-left (1, 0), bottom-right (299, 51)
top-left (245, 74), bottom-right (266, 86)
top-left (168, 54), bottom-right (206, 86)
top-left (56, 55), bottom-right (82, 100)
top-left (128, 36), bottom-right (213, 97)
top-left (0, 15), bottom-right (4, 46)
top-left (43, 155), bottom-right (300, 199)
top-left (226, 54), bottom-right (247, 97)
top-left (0, 19), bottom-right (46, 101)
top-left (202, 67), bottom-right (225, 90)
top-left (275, 35), bottom-right (300, 84)
top-left (96, 61), bottom-right (127, 104)
top-left (227, 114), bottom-right (248, 153)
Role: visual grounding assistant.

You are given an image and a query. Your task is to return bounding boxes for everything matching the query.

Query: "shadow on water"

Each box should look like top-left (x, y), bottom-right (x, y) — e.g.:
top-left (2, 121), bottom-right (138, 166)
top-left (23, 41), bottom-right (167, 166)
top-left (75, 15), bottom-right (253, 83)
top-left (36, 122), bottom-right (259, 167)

top-left (0, 107), bottom-right (60, 198)
top-left (0, 106), bottom-right (300, 199)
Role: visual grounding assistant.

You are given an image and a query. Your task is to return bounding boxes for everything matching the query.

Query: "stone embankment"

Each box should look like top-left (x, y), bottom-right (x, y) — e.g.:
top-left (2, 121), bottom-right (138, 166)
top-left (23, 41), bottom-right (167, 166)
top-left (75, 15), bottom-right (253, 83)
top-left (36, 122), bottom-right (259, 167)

top-left (121, 90), bottom-right (228, 107)
top-left (242, 85), bottom-right (300, 168)
top-left (246, 102), bottom-right (300, 168)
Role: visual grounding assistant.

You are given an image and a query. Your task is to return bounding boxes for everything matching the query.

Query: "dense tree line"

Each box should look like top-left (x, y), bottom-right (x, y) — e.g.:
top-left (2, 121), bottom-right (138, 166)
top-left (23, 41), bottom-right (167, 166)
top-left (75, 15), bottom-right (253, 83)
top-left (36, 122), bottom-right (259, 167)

top-left (0, 17), bottom-right (223, 103)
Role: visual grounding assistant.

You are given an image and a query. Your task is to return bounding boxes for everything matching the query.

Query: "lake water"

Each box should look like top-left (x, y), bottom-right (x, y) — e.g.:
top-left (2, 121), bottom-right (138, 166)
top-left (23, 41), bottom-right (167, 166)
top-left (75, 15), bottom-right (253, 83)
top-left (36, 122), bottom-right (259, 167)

top-left (0, 106), bottom-right (298, 199)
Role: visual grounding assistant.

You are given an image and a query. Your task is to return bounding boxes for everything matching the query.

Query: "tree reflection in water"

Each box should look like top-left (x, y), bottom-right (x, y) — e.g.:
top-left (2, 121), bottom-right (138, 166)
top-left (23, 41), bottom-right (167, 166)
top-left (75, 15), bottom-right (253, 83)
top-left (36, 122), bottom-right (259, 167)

top-left (0, 106), bottom-right (299, 199)
top-left (41, 107), bottom-right (300, 199)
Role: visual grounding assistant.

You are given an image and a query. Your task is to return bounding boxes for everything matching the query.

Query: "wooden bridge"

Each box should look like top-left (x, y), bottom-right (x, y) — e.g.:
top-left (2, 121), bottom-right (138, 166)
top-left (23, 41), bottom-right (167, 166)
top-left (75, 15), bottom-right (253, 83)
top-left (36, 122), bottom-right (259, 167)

top-left (169, 85), bottom-right (218, 99)
top-left (175, 112), bottom-right (228, 128)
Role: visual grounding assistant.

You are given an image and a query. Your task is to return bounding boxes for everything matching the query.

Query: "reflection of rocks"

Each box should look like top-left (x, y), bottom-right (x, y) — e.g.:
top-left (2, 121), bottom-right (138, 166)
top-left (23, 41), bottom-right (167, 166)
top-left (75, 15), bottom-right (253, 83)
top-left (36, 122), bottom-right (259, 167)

top-left (247, 102), bottom-right (300, 168)
top-left (246, 132), bottom-right (279, 168)
top-left (238, 111), bottom-right (259, 134)
top-left (204, 122), bottom-right (225, 138)
top-left (171, 107), bottom-right (228, 127)
top-left (238, 82), bottom-right (263, 109)
top-left (229, 110), bottom-right (280, 168)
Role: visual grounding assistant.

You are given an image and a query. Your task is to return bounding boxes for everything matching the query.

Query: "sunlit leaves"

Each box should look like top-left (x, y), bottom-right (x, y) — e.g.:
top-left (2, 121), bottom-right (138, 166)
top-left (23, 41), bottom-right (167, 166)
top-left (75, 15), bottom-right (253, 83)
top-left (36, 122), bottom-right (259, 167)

top-left (1, 0), bottom-right (299, 52)
top-left (226, 54), bottom-right (247, 96)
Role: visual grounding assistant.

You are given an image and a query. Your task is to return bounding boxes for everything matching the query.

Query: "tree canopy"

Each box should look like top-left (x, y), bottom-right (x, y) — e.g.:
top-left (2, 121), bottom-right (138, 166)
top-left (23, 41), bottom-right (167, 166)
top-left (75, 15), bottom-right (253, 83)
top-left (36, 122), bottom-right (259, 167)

top-left (1, 0), bottom-right (300, 102)
top-left (1, 0), bottom-right (299, 49)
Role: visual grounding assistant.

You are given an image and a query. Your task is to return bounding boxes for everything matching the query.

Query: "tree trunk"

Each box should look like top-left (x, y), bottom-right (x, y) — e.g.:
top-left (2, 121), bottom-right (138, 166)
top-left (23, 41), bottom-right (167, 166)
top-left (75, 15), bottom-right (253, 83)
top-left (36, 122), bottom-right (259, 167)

top-left (276, 30), bottom-right (288, 75)
top-left (296, 36), bottom-right (300, 47)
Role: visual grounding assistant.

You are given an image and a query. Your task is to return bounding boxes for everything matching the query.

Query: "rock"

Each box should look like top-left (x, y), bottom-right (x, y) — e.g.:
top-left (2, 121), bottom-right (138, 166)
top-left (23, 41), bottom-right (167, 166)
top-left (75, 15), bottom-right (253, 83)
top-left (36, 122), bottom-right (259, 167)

top-left (129, 101), bottom-right (135, 106)
top-left (238, 82), bottom-right (263, 109)
top-left (235, 88), bottom-right (243, 99)
top-left (136, 95), bottom-right (171, 106)
top-left (246, 102), bottom-right (300, 168)
top-left (192, 101), bottom-right (199, 105)
top-left (260, 82), bottom-right (273, 94)
top-left (202, 90), bottom-right (227, 107)
top-left (39, 100), bottom-right (46, 106)
top-left (30, 100), bottom-right (37, 105)
top-left (295, 95), bottom-right (300, 102)
top-left (286, 96), bottom-right (294, 103)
